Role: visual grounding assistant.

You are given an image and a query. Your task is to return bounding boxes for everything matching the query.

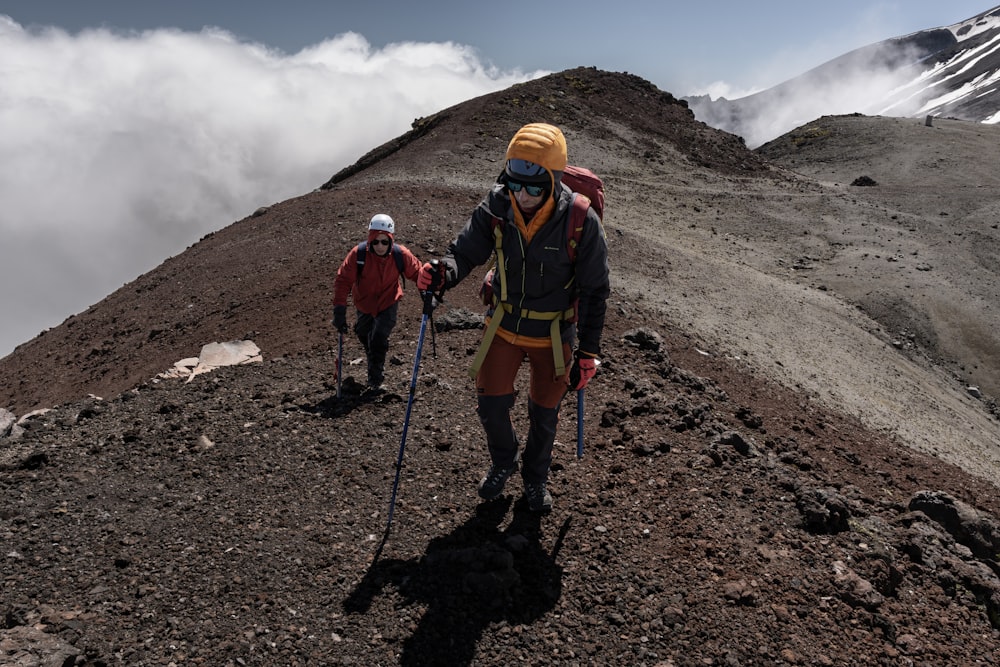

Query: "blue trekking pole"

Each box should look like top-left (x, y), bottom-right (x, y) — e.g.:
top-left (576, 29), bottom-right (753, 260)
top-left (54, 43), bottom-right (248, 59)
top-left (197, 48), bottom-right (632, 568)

top-left (576, 388), bottom-right (585, 459)
top-left (336, 332), bottom-right (343, 399)
top-left (576, 359), bottom-right (598, 459)
top-left (385, 263), bottom-right (441, 533)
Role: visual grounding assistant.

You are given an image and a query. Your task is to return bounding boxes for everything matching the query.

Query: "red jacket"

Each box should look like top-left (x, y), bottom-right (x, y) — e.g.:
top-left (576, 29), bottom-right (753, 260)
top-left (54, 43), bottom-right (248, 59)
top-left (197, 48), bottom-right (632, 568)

top-left (333, 232), bottom-right (422, 316)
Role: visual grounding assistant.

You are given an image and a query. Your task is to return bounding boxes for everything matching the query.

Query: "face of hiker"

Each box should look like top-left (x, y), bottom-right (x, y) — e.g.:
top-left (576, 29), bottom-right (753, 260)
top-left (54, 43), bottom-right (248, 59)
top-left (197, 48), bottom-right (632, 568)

top-left (371, 233), bottom-right (391, 256)
top-left (512, 186), bottom-right (545, 213)
top-left (506, 173), bottom-right (548, 215)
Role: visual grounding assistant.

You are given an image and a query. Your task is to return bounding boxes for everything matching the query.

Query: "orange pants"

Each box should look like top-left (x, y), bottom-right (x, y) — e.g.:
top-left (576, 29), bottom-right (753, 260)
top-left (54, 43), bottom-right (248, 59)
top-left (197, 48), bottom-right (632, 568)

top-left (475, 336), bottom-right (570, 409)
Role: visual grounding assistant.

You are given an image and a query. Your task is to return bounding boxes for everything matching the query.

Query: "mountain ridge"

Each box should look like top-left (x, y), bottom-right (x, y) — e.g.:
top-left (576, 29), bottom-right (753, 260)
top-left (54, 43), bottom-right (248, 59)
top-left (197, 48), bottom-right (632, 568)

top-left (0, 67), bottom-right (775, 416)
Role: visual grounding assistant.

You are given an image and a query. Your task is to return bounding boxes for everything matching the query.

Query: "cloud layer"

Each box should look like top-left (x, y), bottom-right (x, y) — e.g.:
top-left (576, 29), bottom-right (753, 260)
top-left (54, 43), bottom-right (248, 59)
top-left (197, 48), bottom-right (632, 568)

top-left (0, 17), bottom-right (537, 357)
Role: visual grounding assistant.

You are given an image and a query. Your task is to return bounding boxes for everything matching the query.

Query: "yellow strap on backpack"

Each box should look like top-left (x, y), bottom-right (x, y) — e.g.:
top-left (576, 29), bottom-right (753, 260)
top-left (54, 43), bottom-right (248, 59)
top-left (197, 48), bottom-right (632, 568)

top-left (493, 224), bottom-right (507, 302)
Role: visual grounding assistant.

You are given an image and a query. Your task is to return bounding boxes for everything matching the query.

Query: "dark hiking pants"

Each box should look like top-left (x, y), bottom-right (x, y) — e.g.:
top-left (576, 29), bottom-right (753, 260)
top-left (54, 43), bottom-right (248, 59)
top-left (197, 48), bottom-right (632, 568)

top-left (354, 302), bottom-right (398, 385)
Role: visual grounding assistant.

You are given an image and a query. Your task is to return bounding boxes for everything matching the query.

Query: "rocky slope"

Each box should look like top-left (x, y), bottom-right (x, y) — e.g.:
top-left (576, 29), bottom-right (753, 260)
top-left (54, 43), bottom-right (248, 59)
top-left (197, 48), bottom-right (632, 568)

top-left (2, 67), bottom-right (1000, 666)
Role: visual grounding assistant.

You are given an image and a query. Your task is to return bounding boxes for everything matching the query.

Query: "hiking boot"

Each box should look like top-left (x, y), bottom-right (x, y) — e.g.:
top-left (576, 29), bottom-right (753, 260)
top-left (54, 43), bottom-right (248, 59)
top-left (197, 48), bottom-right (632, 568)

top-left (477, 464), bottom-right (518, 500)
top-left (523, 482), bottom-right (552, 513)
top-left (363, 383), bottom-right (385, 396)
top-left (367, 370), bottom-right (385, 390)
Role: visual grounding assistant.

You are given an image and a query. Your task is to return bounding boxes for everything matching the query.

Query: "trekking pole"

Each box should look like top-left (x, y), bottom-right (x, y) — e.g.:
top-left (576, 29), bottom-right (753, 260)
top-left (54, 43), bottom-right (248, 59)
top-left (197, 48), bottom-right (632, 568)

top-left (336, 332), bottom-right (343, 399)
top-left (428, 314), bottom-right (438, 358)
top-left (575, 360), bottom-right (598, 459)
top-left (576, 388), bottom-right (585, 459)
top-left (385, 263), bottom-right (442, 533)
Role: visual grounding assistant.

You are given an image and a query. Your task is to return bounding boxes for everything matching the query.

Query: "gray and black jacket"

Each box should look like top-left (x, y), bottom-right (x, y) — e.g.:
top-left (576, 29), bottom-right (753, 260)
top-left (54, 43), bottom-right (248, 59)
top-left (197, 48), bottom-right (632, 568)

top-left (440, 181), bottom-right (610, 357)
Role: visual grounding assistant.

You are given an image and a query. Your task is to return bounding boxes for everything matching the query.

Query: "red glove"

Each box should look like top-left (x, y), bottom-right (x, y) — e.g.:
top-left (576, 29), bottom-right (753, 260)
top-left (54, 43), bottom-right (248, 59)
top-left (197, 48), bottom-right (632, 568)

top-left (417, 261), bottom-right (444, 291)
top-left (569, 353), bottom-right (598, 390)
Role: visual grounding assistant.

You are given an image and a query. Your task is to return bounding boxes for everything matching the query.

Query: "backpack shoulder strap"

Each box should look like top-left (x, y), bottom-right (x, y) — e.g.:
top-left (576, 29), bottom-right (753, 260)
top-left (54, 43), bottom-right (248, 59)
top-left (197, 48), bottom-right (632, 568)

top-left (567, 193), bottom-right (590, 263)
top-left (489, 215), bottom-right (507, 302)
top-left (356, 242), bottom-right (368, 276)
top-left (390, 245), bottom-right (404, 273)
top-left (391, 244), bottom-right (405, 287)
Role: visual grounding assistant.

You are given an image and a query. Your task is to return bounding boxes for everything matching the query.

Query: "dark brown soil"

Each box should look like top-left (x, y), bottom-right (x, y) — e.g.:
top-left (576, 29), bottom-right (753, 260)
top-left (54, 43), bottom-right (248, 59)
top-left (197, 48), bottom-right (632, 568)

top-left (3, 68), bottom-right (1000, 666)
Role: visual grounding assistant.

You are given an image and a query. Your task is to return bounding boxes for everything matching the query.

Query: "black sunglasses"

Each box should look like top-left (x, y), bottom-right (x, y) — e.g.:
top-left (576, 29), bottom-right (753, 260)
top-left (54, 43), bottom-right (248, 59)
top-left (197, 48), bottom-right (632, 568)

top-left (371, 238), bottom-right (391, 247)
top-left (507, 181), bottom-right (546, 197)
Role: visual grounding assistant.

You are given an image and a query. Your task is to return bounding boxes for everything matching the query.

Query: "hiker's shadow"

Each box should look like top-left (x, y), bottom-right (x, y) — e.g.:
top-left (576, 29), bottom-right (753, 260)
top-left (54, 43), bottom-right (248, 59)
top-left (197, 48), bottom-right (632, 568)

top-left (344, 497), bottom-right (568, 667)
top-left (306, 378), bottom-right (404, 418)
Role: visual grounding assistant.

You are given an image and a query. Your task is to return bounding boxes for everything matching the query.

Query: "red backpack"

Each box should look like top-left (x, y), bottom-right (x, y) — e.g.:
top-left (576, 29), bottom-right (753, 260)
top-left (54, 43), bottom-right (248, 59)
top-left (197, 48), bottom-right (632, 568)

top-left (561, 165), bottom-right (605, 229)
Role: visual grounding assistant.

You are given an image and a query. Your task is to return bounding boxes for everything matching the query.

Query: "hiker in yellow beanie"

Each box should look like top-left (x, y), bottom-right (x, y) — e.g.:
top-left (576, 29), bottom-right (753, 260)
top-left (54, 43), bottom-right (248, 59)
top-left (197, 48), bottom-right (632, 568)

top-left (417, 122), bottom-right (610, 513)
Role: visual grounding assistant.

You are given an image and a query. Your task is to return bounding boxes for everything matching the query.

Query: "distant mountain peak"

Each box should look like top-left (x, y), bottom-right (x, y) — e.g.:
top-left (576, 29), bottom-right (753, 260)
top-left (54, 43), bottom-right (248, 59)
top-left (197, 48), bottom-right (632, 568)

top-left (687, 6), bottom-right (1000, 147)
top-left (946, 5), bottom-right (1000, 41)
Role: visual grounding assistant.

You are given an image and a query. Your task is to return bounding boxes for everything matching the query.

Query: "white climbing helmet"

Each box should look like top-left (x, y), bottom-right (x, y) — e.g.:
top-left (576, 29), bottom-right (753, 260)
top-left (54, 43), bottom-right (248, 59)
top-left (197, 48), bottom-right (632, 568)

top-left (368, 213), bottom-right (395, 235)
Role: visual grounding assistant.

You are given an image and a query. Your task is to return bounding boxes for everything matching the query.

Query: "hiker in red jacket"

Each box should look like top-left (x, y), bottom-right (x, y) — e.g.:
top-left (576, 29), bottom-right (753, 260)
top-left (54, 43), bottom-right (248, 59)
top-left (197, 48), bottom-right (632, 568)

top-left (418, 123), bottom-right (610, 512)
top-left (333, 214), bottom-right (422, 390)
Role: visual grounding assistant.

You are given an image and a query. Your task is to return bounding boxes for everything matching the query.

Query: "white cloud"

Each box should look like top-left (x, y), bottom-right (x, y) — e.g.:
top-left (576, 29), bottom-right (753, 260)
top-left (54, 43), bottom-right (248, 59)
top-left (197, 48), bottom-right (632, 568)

top-left (690, 31), bottom-right (932, 149)
top-left (686, 81), bottom-right (763, 102)
top-left (0, 18), bottom-right (539, 357)
top-left (744, 66), bottom-right (918, 148)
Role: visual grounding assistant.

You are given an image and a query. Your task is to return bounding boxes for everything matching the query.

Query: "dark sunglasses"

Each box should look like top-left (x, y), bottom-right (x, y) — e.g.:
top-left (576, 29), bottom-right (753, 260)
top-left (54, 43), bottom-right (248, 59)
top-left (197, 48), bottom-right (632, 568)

top-left (371, 238), bottom-right (391, 247)
top-left (507, 181), bottom-right (546, 197)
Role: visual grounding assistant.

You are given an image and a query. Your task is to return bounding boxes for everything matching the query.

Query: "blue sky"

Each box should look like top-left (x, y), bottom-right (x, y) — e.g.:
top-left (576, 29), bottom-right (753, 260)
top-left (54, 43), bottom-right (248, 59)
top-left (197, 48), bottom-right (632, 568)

top-left (0, 1), bottom-right (995, 360)
top-left (5, 1), bottom-right (994, 96)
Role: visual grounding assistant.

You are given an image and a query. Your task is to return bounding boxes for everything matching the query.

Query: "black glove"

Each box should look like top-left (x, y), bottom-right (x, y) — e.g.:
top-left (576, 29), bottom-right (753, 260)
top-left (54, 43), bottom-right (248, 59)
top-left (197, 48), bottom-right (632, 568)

top-left (333, 306), bottom-right (348, 333)
top-left (417, 260), bottom-right (446, 292)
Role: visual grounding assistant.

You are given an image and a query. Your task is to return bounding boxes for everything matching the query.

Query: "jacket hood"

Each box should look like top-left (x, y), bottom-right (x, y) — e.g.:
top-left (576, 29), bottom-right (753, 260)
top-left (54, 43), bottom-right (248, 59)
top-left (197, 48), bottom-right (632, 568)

top-left (505, 123), bottom-right (567, 190)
